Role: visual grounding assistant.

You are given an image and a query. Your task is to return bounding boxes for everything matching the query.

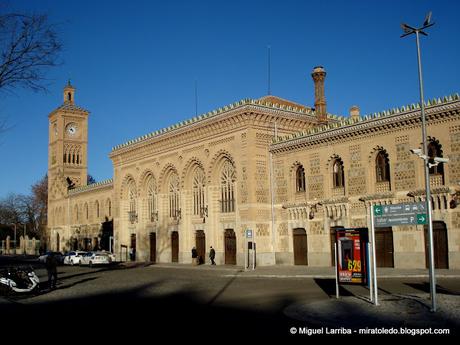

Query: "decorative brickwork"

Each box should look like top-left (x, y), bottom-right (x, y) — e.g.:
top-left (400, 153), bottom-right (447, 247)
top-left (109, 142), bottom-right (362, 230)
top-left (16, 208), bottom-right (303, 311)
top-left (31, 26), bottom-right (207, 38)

top-left (350, 202), bottom-right (366, 216)
top-left (278, 223), bottom-right (288, 236)
top-left (309, 153), bottom-right (320, 175)
top-left (274, 160), bottom-right (288, 203)
top-left (394, 161), bottom-right (416, 190)
top-left (347, 168), bottom-right (366, 196)
top-left (240, 163), bottom-right (248, 204)
top-left (309, 221), bottom-right (324, 235)
top-left (349, 144), bottom-right (362, 168)
top-left (351, 218), bottom-right (367, 228)
top-left (256, 160), bottom-right (269, 203)
top-left (308, 175), bottom-right (324, 200)
top-left (257, 209), bottom-right (270, 220)
top-left (256, 223), bottom-right (270, 236)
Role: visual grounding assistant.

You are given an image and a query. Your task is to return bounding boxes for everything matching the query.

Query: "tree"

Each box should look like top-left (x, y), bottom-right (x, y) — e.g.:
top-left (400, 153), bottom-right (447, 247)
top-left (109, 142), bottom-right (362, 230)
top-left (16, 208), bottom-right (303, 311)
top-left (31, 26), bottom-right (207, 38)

top-left (30, 174), bottom-right (47, 238)
top-left (87, 174), bottom-right (96, 184)
top-left (0, 11), bottom-right (62, 93)
top-left (0, 175), bottom-right (47, 241)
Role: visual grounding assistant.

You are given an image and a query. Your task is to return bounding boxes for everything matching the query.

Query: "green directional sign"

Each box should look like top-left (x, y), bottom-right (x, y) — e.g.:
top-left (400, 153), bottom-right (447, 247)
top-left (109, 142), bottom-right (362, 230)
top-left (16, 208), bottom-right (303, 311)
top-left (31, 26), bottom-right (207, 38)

top-left (374, 205), bottom-right (383, 216)
top-left (373, 203), bottom-right (428, 227)
top-left (417, 213), bottom-right (427, 225)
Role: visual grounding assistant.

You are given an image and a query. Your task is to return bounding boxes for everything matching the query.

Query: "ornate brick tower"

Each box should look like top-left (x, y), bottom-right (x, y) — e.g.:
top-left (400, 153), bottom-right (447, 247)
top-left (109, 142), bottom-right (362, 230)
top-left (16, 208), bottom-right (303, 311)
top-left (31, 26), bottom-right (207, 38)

top-left (48, 81), bottom-right (89, 201)
top-left (311, 66), bottom-right (327, 123)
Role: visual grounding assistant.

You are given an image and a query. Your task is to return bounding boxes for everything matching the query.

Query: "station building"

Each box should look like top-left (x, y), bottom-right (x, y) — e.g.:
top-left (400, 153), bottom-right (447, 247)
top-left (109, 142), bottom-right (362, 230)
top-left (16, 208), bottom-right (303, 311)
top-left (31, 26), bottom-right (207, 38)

top-left (47, 67), bottom-right (460, 268)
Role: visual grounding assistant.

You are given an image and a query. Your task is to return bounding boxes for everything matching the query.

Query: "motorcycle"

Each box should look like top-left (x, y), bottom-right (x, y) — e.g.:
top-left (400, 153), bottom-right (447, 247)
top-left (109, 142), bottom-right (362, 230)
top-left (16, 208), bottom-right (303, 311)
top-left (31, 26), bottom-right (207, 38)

top-left (0, 266), bottom-right (40, 295)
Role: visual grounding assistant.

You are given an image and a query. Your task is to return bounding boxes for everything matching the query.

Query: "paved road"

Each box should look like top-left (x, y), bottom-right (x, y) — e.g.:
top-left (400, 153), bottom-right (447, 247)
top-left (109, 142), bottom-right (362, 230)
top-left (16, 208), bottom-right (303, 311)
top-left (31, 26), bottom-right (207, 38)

top-left (1, 262), bottom-right (459, 339)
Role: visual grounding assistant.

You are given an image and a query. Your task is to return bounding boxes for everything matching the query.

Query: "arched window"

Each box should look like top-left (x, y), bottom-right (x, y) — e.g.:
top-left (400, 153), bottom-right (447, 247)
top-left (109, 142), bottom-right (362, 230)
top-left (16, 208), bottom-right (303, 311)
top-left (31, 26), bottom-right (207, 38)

top-left (74, 205), bottom-right (79, 222)
top-left (106, 199), bottom-right (112, 218)
top-left (169, 173), bottom-right (180, 218)
top-left (146, 175), bottom-right (157, 221)
top-left (193, 168), bottom-right (206, 216)
top-left (128, 180), bottom-right (137, 223)
top-left (84, 203), bottom-right (89, 220)
top-left (296, 165), bottom-right (306, 192)
top-left (220, 160), bottom-right (236, 213)
top-left (428, 142), bottom-right (444, 176)
top-left (375, 151), bottom-right (390, 183)
top-left (95, 200), bottom-right (100, 219)
top-left (333, 159), bottom-right (345, 188)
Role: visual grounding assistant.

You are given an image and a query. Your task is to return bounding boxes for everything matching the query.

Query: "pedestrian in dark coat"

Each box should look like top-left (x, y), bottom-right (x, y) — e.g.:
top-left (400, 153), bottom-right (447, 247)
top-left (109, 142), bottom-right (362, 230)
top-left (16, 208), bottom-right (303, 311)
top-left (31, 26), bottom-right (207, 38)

top-left (209, 246), bottom-right (216, 265)
top-left (191, 247), bottom-right (198, 265)
top-left (45, 253), bottom-right (58, 289)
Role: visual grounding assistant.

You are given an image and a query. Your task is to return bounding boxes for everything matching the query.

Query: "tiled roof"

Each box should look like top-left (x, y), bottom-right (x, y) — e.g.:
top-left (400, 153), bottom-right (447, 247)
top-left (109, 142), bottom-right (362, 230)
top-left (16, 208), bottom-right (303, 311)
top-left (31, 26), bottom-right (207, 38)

top-left (111, 96), bottom-right (335, 153)
top-left (53, 102), bottom-right (89, 113)
top-left (68, 178), bottom-right (113, 195)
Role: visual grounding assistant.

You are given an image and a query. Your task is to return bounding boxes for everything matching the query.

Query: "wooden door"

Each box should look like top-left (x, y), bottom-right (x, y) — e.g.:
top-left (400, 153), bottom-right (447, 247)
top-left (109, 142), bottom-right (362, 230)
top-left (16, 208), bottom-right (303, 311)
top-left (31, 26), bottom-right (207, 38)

top-left (425, 222), bottom-right (448, 269)
top-left (224, 229), bottom-right (236, 265)
top-left (130, 234), bottom-right (136, 261)
top-left (171, 231), bottom-right (179, 263)
top-left (330, 226), bottom-right (344, 266)
top-left (293, 228), bottom-right (308, 265)
top-left (196, 230), bottom-right (206, 264)
top-left (149, 232), bottom-right (156, 263)
top-left (375, 227), bottom-right (394, 267)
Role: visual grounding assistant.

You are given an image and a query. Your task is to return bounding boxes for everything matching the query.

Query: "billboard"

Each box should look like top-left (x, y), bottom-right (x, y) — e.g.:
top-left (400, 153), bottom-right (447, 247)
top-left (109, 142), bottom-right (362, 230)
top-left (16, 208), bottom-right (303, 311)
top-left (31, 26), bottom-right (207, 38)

top-left (335, 228), bottom-right (368, 285)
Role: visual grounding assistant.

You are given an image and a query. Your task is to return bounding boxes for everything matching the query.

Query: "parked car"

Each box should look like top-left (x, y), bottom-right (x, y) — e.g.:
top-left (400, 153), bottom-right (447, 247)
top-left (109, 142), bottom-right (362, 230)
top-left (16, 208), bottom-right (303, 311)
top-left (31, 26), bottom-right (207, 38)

top-left (38, 251), bottom-right (65, 265)
top-left (79, 252), bottom-right (112, 267)
top-left (63, 251), bottom-right (87, 266)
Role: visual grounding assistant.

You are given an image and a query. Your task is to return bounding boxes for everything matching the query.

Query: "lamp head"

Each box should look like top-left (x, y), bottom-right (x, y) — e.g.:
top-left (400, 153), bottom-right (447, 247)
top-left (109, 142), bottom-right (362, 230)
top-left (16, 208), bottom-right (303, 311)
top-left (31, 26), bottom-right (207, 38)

top-left (433, 157), bottom-right (449, 164)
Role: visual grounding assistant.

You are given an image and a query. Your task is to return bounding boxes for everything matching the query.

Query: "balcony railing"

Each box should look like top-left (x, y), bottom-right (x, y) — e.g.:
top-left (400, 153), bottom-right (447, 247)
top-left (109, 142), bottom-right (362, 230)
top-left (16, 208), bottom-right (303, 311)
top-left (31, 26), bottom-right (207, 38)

top-left (332, 187), bottom-right (345, 197)
top-left (429, 174), bottom-right (444, 188)
top-left (128, 211), bottom-right (138, 224)
top-left (376, 181), bottom-right (391, 193)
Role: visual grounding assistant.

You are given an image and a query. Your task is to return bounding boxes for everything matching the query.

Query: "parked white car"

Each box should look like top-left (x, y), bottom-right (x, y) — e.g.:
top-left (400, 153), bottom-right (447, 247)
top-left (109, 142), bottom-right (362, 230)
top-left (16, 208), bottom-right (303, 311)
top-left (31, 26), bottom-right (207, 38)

top-left (79, 252), bottom-right (112, 267)
top-left (63, 251), bottom-right (87, 266)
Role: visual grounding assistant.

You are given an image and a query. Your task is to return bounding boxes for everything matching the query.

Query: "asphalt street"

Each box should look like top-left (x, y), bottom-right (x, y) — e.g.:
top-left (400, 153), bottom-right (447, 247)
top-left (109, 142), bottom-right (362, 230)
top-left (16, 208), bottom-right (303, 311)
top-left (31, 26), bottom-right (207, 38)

top-left (1, 260), bottom-right (459, 340)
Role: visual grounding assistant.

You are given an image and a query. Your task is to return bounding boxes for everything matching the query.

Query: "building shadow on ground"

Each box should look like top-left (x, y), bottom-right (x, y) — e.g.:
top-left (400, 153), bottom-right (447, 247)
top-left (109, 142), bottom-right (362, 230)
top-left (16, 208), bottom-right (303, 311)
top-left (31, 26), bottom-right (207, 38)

top-left (404, 282), bottom-right (460, 296)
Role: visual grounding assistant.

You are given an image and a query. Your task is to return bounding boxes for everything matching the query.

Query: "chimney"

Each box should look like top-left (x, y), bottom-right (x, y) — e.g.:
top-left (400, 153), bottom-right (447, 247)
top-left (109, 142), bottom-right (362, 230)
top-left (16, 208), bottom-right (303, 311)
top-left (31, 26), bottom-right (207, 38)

top-left (311, 66), bottom-right (327, 123)
top-left (349, 105), bottom-right (360, 121)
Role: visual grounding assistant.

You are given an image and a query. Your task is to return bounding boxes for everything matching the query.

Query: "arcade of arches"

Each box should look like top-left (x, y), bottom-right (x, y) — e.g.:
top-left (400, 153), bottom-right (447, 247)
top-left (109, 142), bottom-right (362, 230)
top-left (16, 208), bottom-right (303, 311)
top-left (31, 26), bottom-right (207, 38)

top-left (46, 74), bottom-right (460, 269)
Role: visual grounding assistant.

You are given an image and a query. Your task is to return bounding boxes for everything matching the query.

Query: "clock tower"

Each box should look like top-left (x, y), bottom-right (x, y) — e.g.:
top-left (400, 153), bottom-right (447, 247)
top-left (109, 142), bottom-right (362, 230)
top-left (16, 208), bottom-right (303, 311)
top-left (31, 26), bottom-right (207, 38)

top-left (48, 81), bottom-right (89, 201)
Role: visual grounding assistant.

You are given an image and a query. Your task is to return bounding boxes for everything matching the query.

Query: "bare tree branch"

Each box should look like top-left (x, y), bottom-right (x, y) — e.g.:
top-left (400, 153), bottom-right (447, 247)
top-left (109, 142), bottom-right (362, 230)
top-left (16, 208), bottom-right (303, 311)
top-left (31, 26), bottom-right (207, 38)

top-left (0, 12), bottom-right (62, 93)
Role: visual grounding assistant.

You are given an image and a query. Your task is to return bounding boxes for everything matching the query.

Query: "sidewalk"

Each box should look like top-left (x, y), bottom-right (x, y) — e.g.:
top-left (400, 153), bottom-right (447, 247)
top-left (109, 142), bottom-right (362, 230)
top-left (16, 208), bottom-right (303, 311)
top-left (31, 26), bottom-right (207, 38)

top-left (146, 262), bottom-right (460, 279)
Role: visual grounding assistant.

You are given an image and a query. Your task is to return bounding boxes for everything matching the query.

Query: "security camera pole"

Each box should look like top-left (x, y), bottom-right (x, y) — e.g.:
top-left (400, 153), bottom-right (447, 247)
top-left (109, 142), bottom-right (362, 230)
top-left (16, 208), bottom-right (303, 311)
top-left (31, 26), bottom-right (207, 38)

top-left (401, 12), bottom-right (437, 312)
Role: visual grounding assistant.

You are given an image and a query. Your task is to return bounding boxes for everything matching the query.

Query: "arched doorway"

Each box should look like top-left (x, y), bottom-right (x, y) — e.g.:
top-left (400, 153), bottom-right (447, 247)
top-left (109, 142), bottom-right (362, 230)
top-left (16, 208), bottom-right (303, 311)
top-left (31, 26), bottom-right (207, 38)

top-left (424, 221), bottom-right (448, 269)
top-left (149, 232), bottom-right (156, 263)
top-left (196, 230), bottom-right (206, 264)
top-left (375, 227), bottom-right (394, 267)
top-left (224, 229), bottom-right (236, 265)
top-left (130, 234), bottom-right (136, 261)
top-left (171, 231), bottom-right (179, 263)
top-left (293, 228), bottom-right (308, 265)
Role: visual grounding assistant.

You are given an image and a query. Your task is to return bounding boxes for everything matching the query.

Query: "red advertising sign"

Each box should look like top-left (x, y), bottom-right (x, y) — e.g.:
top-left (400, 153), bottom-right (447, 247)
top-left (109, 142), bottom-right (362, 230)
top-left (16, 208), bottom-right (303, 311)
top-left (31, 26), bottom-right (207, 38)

top-left (335, 228), bottom-right (368, 285)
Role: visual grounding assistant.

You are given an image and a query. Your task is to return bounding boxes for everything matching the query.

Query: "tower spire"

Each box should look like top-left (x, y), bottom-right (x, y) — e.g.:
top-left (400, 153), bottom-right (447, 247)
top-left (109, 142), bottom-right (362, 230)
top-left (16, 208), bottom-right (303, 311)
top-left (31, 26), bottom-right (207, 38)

top-left (63, 80), bottom-right (75, 104)
top-left (311, 66), bottom-right (327, 123)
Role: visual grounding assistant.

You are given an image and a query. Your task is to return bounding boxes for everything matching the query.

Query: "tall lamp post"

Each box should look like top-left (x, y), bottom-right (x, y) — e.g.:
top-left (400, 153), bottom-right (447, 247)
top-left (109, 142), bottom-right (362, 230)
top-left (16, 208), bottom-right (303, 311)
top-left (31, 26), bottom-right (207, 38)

top-left (401, 12), bottom-right (437, 312)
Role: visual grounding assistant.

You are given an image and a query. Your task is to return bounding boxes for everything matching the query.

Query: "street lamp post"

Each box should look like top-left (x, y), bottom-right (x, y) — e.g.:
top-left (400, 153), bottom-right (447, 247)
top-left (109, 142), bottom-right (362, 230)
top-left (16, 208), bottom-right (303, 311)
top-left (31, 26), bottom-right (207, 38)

top-left (401, 12), bottom-right (437, 312)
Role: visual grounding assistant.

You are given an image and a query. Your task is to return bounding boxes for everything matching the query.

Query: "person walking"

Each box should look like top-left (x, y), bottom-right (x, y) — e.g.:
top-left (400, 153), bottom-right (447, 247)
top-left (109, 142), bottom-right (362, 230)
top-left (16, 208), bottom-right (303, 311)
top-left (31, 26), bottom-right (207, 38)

top-left (191, 247), bottom-right (198, 265)
top-left (209, 246), bottom-right (216, 265)
top-left (45, 252), bottom-right (58, 289)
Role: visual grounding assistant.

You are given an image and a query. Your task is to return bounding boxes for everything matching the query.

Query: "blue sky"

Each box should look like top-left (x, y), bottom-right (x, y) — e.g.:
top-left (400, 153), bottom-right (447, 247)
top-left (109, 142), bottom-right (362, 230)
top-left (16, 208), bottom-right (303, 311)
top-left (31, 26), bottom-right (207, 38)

top-left (1, 0), bottom-right (459, 196)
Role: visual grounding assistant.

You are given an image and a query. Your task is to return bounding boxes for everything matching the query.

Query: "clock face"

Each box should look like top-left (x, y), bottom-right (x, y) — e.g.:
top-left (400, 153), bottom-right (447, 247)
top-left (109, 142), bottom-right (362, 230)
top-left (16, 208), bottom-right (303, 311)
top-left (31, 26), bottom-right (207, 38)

top-left (66, 123), bottom-right (78, 136)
